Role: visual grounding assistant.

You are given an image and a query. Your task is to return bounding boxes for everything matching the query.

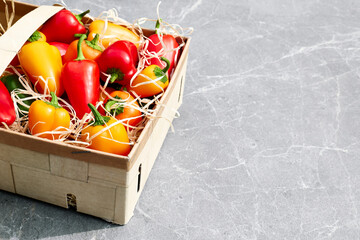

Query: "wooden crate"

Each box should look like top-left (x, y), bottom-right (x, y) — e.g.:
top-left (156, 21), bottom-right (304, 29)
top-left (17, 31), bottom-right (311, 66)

top-left (0, 1), bottom-right (190, 225)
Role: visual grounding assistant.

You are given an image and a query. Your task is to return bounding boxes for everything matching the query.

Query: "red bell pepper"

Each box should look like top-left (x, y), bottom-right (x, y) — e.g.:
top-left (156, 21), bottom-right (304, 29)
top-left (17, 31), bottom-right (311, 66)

top-left (61, 34), bottom-right (100, 119)
top-left (96, 40), bottom-right (138, 85)
top-left (49, 42), bottom-right (69, 62)
top-left (40, 9), bottom-right (90, 44)
top-left (146, 19), bottom-right (179, 77)
top-left (0, 80), bottom-right (16, 126)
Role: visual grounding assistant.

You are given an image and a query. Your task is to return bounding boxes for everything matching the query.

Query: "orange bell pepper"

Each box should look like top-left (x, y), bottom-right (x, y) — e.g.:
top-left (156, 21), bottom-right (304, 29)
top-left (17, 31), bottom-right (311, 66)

top-left (128, 57), bottom-right (170, 98)
top-left (87, 20), bottom-right (140, 48)
top-left (63, 34), bottom-right (103, 63)
top-left (82, 103), bottom-right (131, 156)
top-left (18, 41), bottom-right (64, 96)
top-left (28, 92), bottom-right (71, 140)
top-left (103, 90), bottom-right (142, 129)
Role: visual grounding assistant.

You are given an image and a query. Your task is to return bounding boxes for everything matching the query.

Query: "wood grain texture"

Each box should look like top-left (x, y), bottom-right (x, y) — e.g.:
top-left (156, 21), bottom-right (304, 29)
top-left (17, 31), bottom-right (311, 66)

top-left (0, 160), bottom-right (15, 193)
top-left (0, 142), bottom-right (49, 170)
top-left (12, 165), bottom-right (116, 221)
top-left (50, 154), bottom-right (88, 182)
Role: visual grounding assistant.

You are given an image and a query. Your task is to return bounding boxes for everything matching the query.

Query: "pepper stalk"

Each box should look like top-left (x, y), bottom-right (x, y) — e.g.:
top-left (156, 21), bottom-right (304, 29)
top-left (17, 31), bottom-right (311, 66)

top-left (153, 57), bottom-right (170, 83)
top-left (75, 34), bottom-right (87, 61)
top-left (47, 92), bottom-right (62, 109)
top-left (88, 103), bottom-right (110, 126)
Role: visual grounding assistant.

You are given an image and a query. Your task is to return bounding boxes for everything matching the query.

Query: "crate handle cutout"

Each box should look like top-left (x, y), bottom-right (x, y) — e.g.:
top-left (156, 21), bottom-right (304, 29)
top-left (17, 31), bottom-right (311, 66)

top-left (66, 193), bottom-right (77, 211)
top-left (137, 164), bottom-right (142, 192)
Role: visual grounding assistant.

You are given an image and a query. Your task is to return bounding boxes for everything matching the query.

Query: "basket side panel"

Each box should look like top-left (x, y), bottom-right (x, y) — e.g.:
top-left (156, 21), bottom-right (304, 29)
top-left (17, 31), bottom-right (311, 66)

top-left (113, 116), bottom-right (173, 224)
top-left (12, 165), bottom-right (116, 221)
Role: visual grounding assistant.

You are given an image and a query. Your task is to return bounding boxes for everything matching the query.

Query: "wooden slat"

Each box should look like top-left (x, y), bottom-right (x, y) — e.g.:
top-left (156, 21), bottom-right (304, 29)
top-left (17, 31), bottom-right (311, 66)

top-left (50, 154), bottom-right (88, 182)
top-left (0, 160), bottom-right (15, 193)
top-left (88, 164), bottom-right (127, 186)
top-left (88, 159), bottom-right (142, 187)
top-left (0, 142), bottom-right (49, 170)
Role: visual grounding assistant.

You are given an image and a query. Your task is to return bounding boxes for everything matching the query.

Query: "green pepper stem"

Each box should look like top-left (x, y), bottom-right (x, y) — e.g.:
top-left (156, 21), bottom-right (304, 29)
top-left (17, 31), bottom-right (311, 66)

top-left (47, 92), bottom-right (61, 109)
top-left (110, 73), bottom-right (120, 83)
top-left (104, 96), bottom-right (124, 115)
top-left (105, 100), bottom-right (115, 113)
top-left (50, 92), bottom-right (58, 105)
top-left (160, 56), bottom-right (170, 73)
top-left (76, 9), bottom-right (90, 20)
top-left (75, 10), bottom-right (90, 26)
top-left (88, 103), bottom-right (110, 126)
top-left (85, 33), bottom-right (103, 52)
top-left (90, 33), bottom-right (100, 45)
top-left (110, 74), bottom-right (117, 83)
top-left (28, 31), bottom-right (42, 42)
top-left (155, 18), bottom-right (162, 35)
top-left (75, 34), bottom-right (87, 61)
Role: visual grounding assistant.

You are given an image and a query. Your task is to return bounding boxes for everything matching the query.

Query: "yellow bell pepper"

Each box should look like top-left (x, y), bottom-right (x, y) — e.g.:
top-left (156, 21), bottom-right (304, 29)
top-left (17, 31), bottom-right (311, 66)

top-left (81, 103), bottom-right (131, 156)
top-left (28, 92), bottom-right (71, 140)
top-left (87, 20), bottom-right (140, 48)
top-left (18, 41), bottom-right (64, 96)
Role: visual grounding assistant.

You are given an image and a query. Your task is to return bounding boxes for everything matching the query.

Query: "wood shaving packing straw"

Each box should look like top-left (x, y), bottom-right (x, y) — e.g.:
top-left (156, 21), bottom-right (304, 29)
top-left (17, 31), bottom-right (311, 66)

top-left (30, 126), bottom-right (73, 141)
top-left (0, 0), bottom-right (15, 35)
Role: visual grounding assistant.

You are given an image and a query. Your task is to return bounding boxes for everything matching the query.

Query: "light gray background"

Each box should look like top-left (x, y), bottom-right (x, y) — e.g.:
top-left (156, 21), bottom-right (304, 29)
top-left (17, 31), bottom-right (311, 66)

top-left (1, 0), bottom-right (360, 239)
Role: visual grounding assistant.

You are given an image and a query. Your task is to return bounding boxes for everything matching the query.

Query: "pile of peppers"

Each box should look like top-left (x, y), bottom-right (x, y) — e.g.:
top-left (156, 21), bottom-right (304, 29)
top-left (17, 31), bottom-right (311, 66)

top-left (0, 9), bottom-right (182, 156)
